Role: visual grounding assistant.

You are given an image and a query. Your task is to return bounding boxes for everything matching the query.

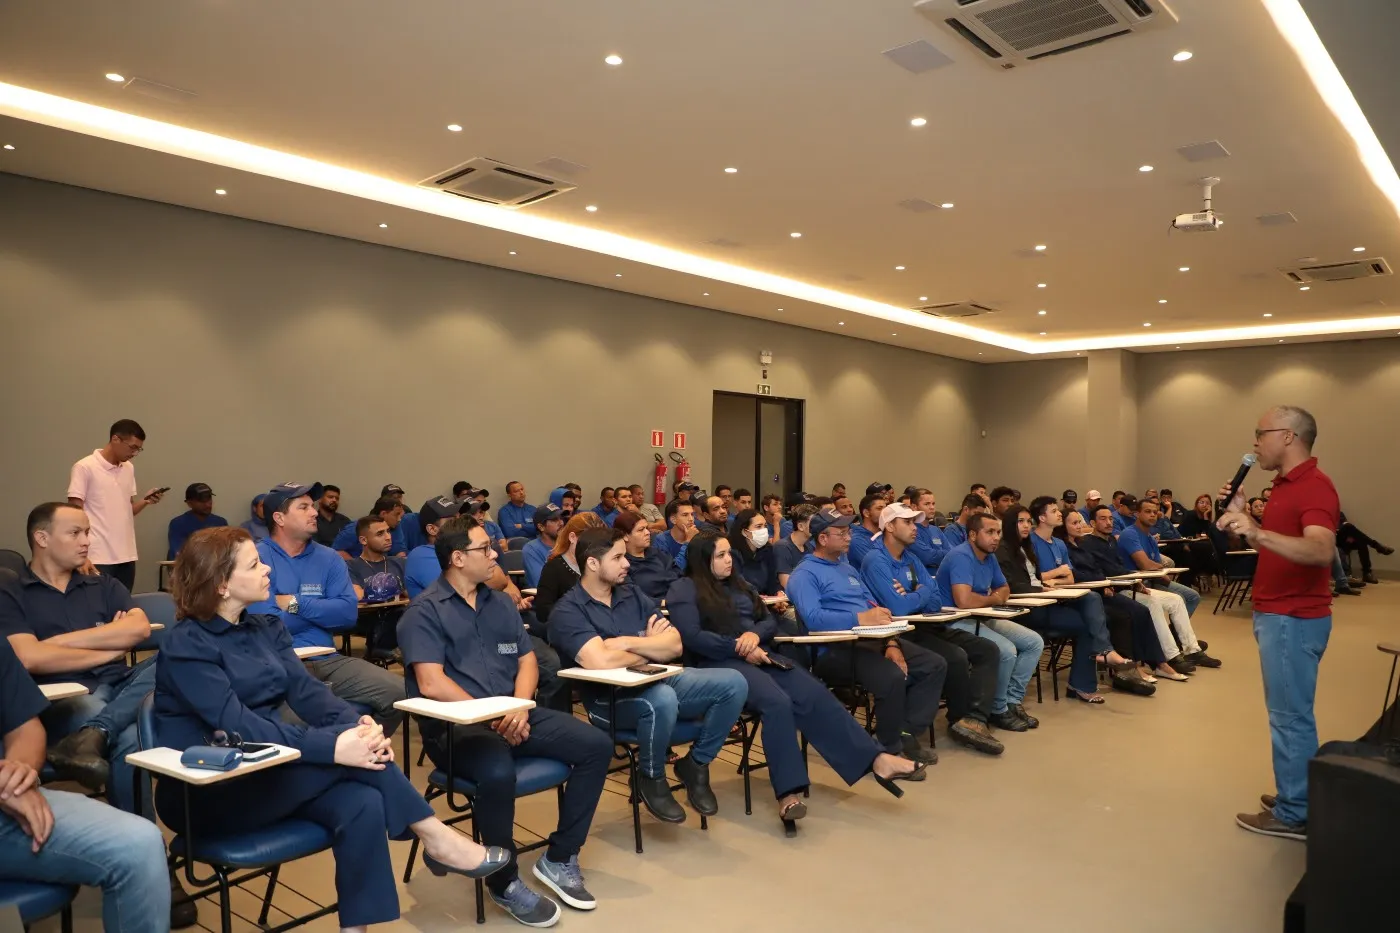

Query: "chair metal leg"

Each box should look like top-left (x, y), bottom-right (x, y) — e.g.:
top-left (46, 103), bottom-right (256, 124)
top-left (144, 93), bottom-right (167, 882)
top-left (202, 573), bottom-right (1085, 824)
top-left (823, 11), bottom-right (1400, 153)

top-left (471, 816), bottom-right (485, 925)
top-left (403, 836), bottom-right (421, 884)
top-left (1034, 664), bottom-right (1043, 703)
top-left (60, 905), bottom-right (73, 933)
top-left (257, 865), bottom-right (280, 926)
top-left (740, 720), bottom-right (757, 816)
top-left (217, 869), bottom-right (233, 933)
top-left (627, 747), bottom-right (643, 854)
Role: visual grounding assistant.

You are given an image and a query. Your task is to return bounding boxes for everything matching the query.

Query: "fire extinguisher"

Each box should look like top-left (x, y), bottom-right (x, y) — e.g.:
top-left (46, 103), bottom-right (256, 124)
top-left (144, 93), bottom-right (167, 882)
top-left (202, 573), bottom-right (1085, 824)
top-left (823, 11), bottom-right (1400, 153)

top-left (653, 454), bottom-right (667, 506)
top-left (670, 451), bottom-right (691, 495)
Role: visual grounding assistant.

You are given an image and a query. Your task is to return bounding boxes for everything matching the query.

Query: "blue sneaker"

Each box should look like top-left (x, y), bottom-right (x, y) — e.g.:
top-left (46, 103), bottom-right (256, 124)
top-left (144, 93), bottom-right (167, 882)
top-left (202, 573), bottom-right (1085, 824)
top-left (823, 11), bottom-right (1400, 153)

top-left (533, 854), bottom-right (596, 910)
top-left (488, 879), bottom-right (561, 928)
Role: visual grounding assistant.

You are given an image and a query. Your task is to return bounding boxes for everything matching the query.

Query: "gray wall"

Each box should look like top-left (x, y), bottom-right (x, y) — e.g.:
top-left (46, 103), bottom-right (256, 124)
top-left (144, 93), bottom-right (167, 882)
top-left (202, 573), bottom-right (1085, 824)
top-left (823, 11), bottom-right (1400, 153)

top-left (0, 173), bottom-right (982, 589)
top-left (975, 358), bottom-right (1089, 499)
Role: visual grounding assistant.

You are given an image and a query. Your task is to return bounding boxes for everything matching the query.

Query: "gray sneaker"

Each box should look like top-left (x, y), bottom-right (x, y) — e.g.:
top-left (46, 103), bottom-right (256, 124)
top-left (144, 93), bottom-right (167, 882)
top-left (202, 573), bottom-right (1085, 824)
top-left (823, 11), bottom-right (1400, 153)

top-left (488, 878), bottom-right (561, 928)
top-left (533, 854), bottom-right (596, 910)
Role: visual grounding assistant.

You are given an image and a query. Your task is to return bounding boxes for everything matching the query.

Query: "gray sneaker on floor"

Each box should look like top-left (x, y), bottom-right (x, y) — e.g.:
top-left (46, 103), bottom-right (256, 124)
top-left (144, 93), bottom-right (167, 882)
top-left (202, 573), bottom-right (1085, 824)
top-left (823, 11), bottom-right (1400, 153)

top-left (489, 878), bottom-right (561, 928)
top-left (533, 855), bottom-right (596, 911)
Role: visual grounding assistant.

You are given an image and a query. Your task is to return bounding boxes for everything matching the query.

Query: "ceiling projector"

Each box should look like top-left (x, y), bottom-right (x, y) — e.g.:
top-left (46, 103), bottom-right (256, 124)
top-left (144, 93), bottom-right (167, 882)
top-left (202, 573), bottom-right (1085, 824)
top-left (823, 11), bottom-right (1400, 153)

top-left (1171, 176), bottom-right (1223, 232)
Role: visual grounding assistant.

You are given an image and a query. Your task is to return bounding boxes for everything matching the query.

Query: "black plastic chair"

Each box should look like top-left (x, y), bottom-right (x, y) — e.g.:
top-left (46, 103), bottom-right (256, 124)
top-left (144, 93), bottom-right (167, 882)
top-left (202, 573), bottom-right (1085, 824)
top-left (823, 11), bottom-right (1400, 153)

top-left (1211, 543), bottom-right (1258, 613)
top-left (0, 549), bottom-right (26, 576)
top-left (506, 537), bottom-right (529, 551)
top-left (497, 550), bottom-right (525, 576)
top-left (130, 591), bottom-right (173, 664)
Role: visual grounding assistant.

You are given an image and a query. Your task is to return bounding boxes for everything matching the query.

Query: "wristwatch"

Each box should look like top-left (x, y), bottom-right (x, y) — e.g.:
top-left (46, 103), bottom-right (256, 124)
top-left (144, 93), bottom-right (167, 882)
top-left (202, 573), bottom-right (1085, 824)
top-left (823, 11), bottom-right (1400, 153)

top-left (288, 596), bottom-right (300, 615)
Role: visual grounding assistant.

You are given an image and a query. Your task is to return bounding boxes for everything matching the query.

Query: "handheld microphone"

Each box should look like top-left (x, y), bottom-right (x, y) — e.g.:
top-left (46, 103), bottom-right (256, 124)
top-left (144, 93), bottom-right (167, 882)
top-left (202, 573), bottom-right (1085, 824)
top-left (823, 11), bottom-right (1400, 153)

top-left (1218, 453), bottom-right (1259, 511)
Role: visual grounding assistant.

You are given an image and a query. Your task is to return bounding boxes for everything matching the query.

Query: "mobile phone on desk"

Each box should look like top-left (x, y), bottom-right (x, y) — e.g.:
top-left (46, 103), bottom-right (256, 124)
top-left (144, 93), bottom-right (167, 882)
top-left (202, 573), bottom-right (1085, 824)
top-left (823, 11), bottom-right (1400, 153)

top-left (626, 664), bottom-right (668, 675)
top-left (239, 743), bottom-right (280, 762)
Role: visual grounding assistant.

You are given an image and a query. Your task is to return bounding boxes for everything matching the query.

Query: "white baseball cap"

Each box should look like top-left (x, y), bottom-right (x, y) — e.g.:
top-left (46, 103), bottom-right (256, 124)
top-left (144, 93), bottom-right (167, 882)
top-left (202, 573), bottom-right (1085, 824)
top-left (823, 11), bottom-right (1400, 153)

top-left (1086, 489), bottom-right (1102, 500)
top-left (878, 502), bottom-right (927, 530)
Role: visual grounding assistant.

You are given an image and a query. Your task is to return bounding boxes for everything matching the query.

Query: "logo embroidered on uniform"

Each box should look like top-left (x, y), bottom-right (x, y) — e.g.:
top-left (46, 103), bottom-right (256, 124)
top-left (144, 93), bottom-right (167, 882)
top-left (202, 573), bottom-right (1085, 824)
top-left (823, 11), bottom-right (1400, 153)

top-left (497, 643), bottom-right (519, 655)
top-left (848, 577), bottom-right (860, 586)
top-left (299, 584), bottom-right (323, 598)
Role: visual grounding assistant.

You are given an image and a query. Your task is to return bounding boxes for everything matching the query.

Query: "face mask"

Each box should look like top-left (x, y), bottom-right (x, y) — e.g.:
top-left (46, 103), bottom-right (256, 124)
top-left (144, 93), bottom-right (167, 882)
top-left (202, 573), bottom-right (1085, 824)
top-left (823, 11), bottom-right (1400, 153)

top-left (749, 527), bottom-right (770, 548)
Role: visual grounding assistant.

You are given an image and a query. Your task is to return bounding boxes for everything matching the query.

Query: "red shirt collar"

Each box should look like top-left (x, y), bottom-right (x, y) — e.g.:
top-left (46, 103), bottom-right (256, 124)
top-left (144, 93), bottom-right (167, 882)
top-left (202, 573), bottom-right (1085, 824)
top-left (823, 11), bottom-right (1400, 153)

top-left (1275, 457), bottom-right (1318, 484)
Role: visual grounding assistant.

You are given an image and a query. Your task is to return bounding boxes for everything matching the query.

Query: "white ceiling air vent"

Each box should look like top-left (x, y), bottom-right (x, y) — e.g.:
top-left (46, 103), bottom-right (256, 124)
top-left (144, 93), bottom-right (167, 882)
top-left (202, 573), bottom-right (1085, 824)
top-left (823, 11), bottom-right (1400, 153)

top-left (915, 301), bottom-right (1000, 318)
top-left (1280, 258), bottom-right (1392, 284)
top-left (419, 157), bottom-right (577, 208)
top-left (915, 0), bottom-right (1178, 69)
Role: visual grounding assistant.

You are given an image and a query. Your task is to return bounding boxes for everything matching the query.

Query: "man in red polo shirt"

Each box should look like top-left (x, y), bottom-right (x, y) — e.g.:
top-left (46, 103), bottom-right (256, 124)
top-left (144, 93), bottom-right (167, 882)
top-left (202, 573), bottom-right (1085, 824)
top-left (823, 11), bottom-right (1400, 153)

top-left (1217, 405), bottom-right (1338, 841)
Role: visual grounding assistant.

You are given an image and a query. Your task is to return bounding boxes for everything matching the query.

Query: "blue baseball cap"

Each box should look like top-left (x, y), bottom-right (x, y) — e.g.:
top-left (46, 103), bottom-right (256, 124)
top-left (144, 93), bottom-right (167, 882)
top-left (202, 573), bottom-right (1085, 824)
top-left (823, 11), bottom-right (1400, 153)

top-left (263, 482), bottom-right (324, 526)
top-left (808, 510), bottom-right (855, 537)
top-left (534, 502), bottom-right (567, 525)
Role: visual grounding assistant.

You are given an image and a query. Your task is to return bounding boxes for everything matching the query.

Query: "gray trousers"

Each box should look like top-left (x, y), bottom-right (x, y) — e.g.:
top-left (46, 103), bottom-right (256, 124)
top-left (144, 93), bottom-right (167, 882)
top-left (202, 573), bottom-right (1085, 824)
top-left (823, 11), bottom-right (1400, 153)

top-left (307, 654), bottom-right (406, 735)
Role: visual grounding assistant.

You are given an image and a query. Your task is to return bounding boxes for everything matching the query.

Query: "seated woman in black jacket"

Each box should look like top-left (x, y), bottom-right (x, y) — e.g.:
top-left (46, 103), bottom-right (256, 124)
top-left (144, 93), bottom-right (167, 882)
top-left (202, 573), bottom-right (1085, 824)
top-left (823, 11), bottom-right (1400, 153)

top-left (532, 511), bottom-right (604, 629)
top-left (665, 531), bottom-right (924, 829)
top-left (615, 509), bottom-right (680, 599)
top-left (1054, 510), bottom-right (1165, 691)
top-left (998, 506), bottom-right (1107, 704)
top-left (1178, 494), bottom-right (1228, 572)
top-left (154, 526), bottom-right (507, 932)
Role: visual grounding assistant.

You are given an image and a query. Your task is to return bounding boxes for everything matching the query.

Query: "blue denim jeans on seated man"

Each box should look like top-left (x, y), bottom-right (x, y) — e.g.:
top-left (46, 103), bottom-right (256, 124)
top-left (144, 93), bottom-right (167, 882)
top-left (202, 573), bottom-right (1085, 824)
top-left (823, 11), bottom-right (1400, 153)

top-left (1254, 611), bottom-right (1331, 826)
top-left (38, 656), bottom-right (157, 816)
top-left (0, 788), bottom-right (169, 932)
top-left (948, 618), bottom-right (1044, 714)
top-left (585, 668), bottom-right (748, 778)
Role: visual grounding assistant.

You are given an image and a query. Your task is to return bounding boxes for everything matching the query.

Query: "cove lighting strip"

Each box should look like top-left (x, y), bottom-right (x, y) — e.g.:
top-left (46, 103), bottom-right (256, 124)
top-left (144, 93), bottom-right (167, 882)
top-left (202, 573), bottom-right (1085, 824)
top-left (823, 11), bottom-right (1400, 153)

top-left (4, 0), bottom-right (1400, 359)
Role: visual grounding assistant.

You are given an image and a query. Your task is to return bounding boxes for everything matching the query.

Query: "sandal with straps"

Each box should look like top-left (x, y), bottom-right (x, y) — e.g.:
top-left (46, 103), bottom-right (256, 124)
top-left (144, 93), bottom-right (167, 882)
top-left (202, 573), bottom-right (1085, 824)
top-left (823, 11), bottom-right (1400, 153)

top-left (779, 798), bottom-right (807, 837)
top-left (1067, 687), bottom-right (1106, 704)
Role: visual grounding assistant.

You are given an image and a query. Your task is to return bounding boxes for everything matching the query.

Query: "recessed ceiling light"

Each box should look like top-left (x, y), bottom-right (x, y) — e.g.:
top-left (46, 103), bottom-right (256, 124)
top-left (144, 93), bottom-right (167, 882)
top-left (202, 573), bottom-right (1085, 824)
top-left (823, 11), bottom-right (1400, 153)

top-left (1139, 165), bottom-right (1154, 173)
top-left (1037, 283), bottom-right (1047, 288)
top-left (1173, 50), bottom-right (1193, 62)
top-left (1178, 266), bottom-right (1190, 272)
top-left (790, 232), bottom-right (802, 238)
top-left (105, 73), bottom-right (125, 83)
top-left (1279, 339), bottom-right (1285, 343)
top-left (1144, 323), bottom-right (1152, 327)
top-left (1039, 332), bottom-right (1047, 336)
top-left (940, 202), bottom-right (954, 209)
top-left (585, 205), bottom-right (598, 212)
top-left (1158, 299), bottom-right (1168, 304)
top-left (1353, 246), bottom-right (1366, 252)
top-left (724, 167), bottom-right (738, 174)
top-left (1175, 346), bottom-right (1181, 349)
top-left (777, 308), bottom-right (784, 312)
top-left (894, 265), bottom-right (905, 271)
top-left (1, 144), bottom-right (12, 150)
top-left (1263, 313), bottom-right (1272, 317)
top-left (702, 292), bottom-right (709, 296)
top-left (838, 321), bottom-right (844, 326)
top-left (509, 251), bottom-right (517, 255)
top-left (910, 117), bottom-right (927, 127)
top-left (378, 223), bottom-right (388, 228)
top-left (1037, 310), bottom-right (1047, 315)
top-left (891, 333), bottom-right (897, 337)
top-left (214, 188), bottom-right (226, 195)
top-left (1034, 244), bottom-right (1047, 251)
top-left (446, 124), bottom-right (462, 132)
top-left (604, 54), bottom-right (623, 66)
top-left (919, 296), bottom-right (928, 302)
top-left (1299, 286), bottom-right (1310, 291)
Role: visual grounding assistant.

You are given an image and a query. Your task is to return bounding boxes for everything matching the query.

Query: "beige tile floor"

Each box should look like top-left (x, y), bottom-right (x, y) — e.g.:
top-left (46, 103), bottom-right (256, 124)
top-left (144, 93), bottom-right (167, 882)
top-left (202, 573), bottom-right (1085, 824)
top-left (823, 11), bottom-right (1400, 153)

top-left (42, 584), bottom-right (1397, 933)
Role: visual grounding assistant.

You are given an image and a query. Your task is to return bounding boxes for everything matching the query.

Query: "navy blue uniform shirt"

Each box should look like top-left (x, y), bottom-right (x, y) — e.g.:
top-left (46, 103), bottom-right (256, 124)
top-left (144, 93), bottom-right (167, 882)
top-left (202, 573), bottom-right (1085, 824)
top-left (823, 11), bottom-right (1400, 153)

top-left (625, 546), bottom-right (680, 600)
top-left (0, 566), bottom-right (133, 688)
top-left (548, 582), bottom-right (658, 663)
top-left (397, 576), bottom-right (532, 701)
top-left (167, 511), bottom-right (228, 559)
top-left (732, 543), bottom-right (780, 596)
top-left (153, 613), bottom-right (359, 763)
top-left (0, 635), bottom-right (48, 734)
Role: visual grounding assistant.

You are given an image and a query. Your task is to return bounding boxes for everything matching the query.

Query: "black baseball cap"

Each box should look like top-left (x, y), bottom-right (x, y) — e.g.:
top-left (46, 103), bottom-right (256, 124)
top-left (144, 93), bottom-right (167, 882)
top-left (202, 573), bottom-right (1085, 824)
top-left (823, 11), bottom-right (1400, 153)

top-left (677, 482), bottom-right (700, 493)
top-left (809, 511), bottom-right (855, 536)
top-left (381, 484), bottom-right (405, 497)
top-left (533, 502), bottom-right (567, 525)
top-left (865, 482), bottom-right (892, 496)
top-left (902, 485), bottom-right (920, 500)
top-left (784, 491), bottom-right (814, 509)
top-left (419, 496), bottom-right (464, 528)
top-left (184, 483), bottom-right (214, 500)
top-left (1062, 489), bottom-right (1078, 503)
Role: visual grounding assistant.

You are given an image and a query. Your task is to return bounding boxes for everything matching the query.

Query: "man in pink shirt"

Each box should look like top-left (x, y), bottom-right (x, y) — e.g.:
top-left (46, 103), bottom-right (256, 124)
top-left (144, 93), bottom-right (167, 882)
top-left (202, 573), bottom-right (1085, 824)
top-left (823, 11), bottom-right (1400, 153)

top-left (67, 419), bottom-right (165, 591)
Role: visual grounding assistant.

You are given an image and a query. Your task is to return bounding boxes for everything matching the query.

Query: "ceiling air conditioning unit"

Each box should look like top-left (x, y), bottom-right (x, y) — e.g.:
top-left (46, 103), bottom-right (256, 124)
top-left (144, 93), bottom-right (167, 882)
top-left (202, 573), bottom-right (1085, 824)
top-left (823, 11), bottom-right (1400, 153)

top-left (1280, 258), bottom-right (1392, 284)
top-left (915, 301), bottom-right (1000, 319)
top-left (915, 0), bottom-right (1178, 69)
top-left (419, 157), bottom-right (577, 208)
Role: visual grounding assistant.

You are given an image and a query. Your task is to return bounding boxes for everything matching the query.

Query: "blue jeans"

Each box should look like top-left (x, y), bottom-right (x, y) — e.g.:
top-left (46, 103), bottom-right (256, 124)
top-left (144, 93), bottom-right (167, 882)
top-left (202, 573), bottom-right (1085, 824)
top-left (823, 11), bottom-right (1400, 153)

top-left (586, 668), bottom-right (747, 778)
top-left (1254, 612), bottom-right (1331, 825)
top-left (1159, 580), bottom-right (1200, 617)
top-left (949, 619), bottom-right (1043, 713)
top-left (40, 657), bottom-right (156, 815)
top-left (0, 788), bottom-right (168, 932)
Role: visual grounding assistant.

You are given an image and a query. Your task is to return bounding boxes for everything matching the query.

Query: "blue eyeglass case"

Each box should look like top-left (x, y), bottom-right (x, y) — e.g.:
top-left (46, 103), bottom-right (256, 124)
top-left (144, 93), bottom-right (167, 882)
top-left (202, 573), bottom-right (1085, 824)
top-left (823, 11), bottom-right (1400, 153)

top-left (180, 746), bottom-right (243, 771)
